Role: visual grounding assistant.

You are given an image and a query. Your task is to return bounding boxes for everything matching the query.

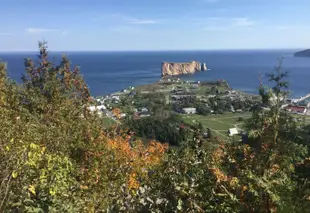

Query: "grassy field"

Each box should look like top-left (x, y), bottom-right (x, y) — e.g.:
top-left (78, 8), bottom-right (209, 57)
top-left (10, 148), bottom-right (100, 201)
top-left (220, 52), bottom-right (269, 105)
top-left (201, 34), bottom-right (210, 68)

top-left (291, 114), bottom-right (310, 125)
top-left (182, 112), bottom-right (251, 140)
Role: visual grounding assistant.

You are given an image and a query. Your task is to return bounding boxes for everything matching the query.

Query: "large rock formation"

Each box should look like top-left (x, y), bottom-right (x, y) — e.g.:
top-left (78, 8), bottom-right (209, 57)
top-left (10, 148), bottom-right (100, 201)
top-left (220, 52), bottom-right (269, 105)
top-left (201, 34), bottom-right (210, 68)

top-left (202, 63), bottom-right (207, 71)
top-left (161, 61), bottom-right (204, 77)
top-left (294, 49), bottom-right (310, 57)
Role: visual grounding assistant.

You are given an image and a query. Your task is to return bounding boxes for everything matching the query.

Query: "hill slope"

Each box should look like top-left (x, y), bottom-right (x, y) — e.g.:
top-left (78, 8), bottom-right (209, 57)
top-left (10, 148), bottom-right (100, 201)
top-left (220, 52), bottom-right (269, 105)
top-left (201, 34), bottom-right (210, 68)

top-left (294, 49), bottom-right (310, 57)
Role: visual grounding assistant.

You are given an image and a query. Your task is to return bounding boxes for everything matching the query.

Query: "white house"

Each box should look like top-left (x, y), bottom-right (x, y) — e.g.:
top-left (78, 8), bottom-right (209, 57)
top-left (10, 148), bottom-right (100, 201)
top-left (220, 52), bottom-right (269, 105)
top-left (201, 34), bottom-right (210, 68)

top-left (97, 105), bottom-right (106, 111)
top-left (141, 107), bottom-right (149, 112)
top-left (88, 105), bottom-right (106, 113)
top-left (228, 128), bottom-right (239, 137)
top-left (182, 108), bottom-right (197, 114)
top-left (111, 95), bottom-right (120, 101)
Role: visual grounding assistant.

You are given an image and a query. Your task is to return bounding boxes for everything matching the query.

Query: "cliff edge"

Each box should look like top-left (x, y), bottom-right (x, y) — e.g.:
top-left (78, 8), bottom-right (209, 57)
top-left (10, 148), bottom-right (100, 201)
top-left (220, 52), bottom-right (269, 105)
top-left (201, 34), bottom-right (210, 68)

top-left (162, 61), bottom-right (206, 77)
top-left (294, 49), bottom-right (310, 57)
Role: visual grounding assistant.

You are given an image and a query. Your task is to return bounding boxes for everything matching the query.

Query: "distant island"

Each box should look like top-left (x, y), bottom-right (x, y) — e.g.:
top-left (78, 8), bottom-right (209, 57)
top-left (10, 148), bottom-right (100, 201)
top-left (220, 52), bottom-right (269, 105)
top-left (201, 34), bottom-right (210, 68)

top-left (161, 61), bottom-right (207, 77)
top-left (294, 49), bottom-right (310, 57)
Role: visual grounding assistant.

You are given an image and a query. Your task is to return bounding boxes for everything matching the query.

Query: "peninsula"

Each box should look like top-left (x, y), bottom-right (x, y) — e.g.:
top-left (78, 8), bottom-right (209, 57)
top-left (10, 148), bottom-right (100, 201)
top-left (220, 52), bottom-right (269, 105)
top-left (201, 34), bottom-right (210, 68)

top-left (161, 61), bottom-right (207, 77)
top-left (294, 49), bottom-right (310, 57)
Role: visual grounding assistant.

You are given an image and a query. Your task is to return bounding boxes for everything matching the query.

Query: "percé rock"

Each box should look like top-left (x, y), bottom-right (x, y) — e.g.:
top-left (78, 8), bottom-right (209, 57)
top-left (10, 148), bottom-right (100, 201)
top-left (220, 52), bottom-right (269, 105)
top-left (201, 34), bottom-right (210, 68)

top-left (161, 61), bottom-right (202, 77)
top-left (202, 63), bottom-right (207, 71)
top-left (294, 49), bottom-right (310, 57)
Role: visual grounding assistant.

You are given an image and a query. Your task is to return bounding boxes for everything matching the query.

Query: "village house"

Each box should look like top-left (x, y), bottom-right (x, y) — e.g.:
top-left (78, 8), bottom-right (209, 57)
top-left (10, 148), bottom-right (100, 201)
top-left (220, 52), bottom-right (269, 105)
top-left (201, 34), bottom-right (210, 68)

top-left (228, 128), bottom-right (239, 137)
top-left (87, 105), bottom-right (107, 116)
top-left (141, 107), bottom-right (149, 113)
top-left (139, 111), bottom-right (151, 118)
top-left (285, 106), bottom-right (307, 114)
top-left (182, 108), bottom-right (197, 114)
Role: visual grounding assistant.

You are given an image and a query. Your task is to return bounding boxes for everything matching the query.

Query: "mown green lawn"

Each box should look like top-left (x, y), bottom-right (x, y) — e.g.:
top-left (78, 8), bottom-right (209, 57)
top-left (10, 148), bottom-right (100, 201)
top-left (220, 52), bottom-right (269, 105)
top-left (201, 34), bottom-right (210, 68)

top-left (182, 112), bottom-right (250, 140)
top-left (182, 113), bottom-right (250, 130)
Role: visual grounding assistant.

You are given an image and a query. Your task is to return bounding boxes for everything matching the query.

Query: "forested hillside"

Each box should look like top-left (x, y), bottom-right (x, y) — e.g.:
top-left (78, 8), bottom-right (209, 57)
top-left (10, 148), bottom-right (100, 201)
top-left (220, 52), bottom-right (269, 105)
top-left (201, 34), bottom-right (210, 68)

top-left (0, 42), bottom-right (309, 212)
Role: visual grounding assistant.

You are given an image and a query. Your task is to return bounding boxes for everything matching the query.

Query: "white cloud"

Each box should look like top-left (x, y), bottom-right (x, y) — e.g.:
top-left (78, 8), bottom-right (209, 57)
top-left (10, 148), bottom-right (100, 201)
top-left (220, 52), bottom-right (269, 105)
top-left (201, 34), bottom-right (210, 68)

top-left (111, 26), bottom-right (141, 33)
top-left (26, 28), bottom-right (69, 36)
top-left (231, 18), bottom-right (255, 27)
top-left (274, 25), bottom-right (310, 30)
top-left (203, 27), bottom-right (228, 31)
top-left (128, 19), bottom-right (159, 25)
top-left (198, 17), bottom-right (256, 31)
top-left (93, 13), bottom-right (159, 25)
top-left (26, 28), bottom-right (59, 34)
top-left (205, 0), bottom-right (219, 3)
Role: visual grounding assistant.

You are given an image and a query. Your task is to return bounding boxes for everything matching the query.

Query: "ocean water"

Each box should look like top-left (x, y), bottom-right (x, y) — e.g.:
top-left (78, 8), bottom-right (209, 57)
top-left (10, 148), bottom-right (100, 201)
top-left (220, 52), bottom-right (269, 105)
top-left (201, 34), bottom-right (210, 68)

top-left (1, 50), bottom-right (310, 97)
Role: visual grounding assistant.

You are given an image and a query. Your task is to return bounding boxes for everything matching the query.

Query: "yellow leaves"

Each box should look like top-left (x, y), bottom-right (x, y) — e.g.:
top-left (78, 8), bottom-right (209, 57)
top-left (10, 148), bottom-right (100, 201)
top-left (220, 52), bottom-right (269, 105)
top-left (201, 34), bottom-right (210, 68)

top-left (229, 177), bottom-right (239, 188)
top-left (80, 185), bottom-right (89, 190)
top-left (28, 185), bottom-right (36, 195)
top-left (242, 185), bottom-right (248, 191)
top-left (49, 188), bottom-right (56, 196)
top-left (12, 171), bottom-right (18, 178)
top-left (41, 146), bottom-right (46, 154)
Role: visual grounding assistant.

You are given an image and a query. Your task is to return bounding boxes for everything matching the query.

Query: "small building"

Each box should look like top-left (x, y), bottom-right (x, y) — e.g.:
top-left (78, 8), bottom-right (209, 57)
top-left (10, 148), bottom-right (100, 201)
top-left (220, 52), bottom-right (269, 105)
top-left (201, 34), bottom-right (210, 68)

top-left (88, 105), bottom-right (106, 112)
top-left (120, 113), bottom-right (127, 118)
top-left (111, 95), bottom-right (120, 101)
top-left (182, 108), bottom-right (197, 114)
top-left (228, 128), bottom-right (239, 137)
top-left (141, 107), bottom-right (148, 112)
top-left (139, 111), bottom-right (151, 117)
top-left (285, 106), bottom-right (307, 114)
top-left (192, 84), bottom-right (199, 89)
top-left (97, 105), bottom-right (106, 111)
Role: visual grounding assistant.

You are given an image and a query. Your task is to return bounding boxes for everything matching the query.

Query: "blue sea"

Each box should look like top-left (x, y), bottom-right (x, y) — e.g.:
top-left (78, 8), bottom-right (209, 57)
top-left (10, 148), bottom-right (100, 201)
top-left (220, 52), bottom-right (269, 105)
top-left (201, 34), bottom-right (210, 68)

top-left (1, 50), bottom-right (310, 97)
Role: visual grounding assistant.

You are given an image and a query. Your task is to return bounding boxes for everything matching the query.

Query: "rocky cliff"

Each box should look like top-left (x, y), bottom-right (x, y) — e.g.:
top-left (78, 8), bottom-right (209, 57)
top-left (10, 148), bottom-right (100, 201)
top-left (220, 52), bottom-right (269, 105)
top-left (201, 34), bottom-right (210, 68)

top-left (294, 49), bottom-right (310, 57)
top-left (161, 61), bottom-right (205, 77)
top-left (202, 63), bottom-right (207, 71)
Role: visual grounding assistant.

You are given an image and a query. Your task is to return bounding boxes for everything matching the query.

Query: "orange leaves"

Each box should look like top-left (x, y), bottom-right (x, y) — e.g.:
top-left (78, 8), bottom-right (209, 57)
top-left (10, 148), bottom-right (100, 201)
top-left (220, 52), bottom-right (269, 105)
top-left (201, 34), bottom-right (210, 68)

top-left (212, 147), bottom-right (225, 164)
top-left (80, 185), bottom-right (89, 190)
top-left (128, 172), bottom-right (140, 189)
top-left (104, 132), bottom-right (168, 189)
top-left (270, 164), bottom-right (280, 175)
top-left (105, 135), bottom-right (168, 170)
top-left (81, 129), bottom-right (168, 192)
top-left (112, 108), bottom-right (122, 119)
top-left (210, 167), bottom-right (228, 183)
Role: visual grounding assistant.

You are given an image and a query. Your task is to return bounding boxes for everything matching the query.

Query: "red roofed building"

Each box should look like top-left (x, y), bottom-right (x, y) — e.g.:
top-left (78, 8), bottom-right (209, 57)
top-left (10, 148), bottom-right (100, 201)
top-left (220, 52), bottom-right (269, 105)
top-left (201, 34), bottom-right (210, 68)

top-left (285, 106), bottom-right (307, 114)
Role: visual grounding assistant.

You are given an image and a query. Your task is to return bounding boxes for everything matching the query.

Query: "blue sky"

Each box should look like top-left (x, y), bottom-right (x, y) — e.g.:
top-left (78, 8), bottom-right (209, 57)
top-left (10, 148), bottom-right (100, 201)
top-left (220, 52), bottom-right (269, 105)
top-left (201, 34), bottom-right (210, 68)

top-left (0, 0), bottom-right (309, 51)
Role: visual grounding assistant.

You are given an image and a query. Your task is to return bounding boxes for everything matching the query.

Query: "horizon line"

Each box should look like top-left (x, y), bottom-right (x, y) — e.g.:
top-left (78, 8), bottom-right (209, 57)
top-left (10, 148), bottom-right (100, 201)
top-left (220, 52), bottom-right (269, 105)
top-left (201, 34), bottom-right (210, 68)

top-left (0, 47), bottom-right (305, 53)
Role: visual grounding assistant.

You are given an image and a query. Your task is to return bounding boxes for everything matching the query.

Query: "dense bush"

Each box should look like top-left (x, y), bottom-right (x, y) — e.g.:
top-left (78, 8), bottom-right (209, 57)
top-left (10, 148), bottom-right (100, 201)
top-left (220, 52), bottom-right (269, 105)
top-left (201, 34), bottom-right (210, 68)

top-left (125, 115), bottom-right (191, 146)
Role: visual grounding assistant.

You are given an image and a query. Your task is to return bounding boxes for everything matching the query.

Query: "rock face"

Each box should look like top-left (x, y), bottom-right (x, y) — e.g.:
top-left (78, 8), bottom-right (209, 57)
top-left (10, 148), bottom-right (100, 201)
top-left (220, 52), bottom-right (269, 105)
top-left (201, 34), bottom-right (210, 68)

top-left (202, 63), bottom-right (207, 71)
top-left (161, 61), bottom-right (203, 77)
top-left (294, 49), bottom-right (310, 57)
